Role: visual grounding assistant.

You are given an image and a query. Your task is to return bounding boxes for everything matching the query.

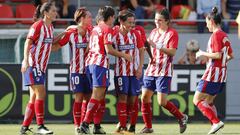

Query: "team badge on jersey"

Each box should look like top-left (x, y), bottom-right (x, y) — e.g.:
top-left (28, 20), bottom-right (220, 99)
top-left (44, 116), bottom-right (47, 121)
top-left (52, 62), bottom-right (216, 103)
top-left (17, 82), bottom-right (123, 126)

top-left (118, 44), bottom-right (135, 51)
top-left (76, 43), bottom-right (87, 48)
top-left (43, 38), bottom-right (53, 43)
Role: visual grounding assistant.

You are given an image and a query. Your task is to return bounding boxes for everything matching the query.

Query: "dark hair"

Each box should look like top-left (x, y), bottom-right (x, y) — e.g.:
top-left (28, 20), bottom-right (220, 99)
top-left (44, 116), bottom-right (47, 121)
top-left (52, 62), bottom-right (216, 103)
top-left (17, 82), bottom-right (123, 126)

top-left (156, 8), bottom-right (171, 24)
top-left (118, 9), bottom-right (135, 22)
top-left (207, 7), bottom-right (221, 25)
top-left (33, 2), bottom-right (54, 22)
top-left (96, 6), bottom-right (115, 22)
top-left (74, 7), bottom-right (88, 23)
top-left (114, 9), bottom-right (135, 26)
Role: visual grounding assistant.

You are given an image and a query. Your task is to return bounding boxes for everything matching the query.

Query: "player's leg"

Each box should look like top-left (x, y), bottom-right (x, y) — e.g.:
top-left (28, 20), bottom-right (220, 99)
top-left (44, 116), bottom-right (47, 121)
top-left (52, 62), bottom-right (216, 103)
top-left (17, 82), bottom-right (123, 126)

top-left (140, 76), bottom-right (155, 133)
top-left (80, 65), bottom-right (109, 134)
top-left (20, 87), bottom-right (35, 135)
top-left (140, 89), bottom-right (154, 133)
top-left (73, 92), bottom-right (83, 135)
top-left (206, 95), bottom-right (218, 119)
top-left (33, 84), bottom-right (53, 134)
top-left (71, 74), bottom-right (86, 129)
top-left (205, 95), bottom-right (224, 134)
top-left (80, 94), bottom-right (91, 123)
top-left (127, 96), bottom-right (138, 133)
top-left (128, 76), bottom-right (141, 133)
top-left (193, 80), bottom-right (224, 134)
top-left (21, 67), bottom-right (53, 134)
top-left (156, 76), bottom-right (188, 133)
top-left (114, 76), bottom-right (129, 133)
top-left (93, 90), bottom-right (106, 134)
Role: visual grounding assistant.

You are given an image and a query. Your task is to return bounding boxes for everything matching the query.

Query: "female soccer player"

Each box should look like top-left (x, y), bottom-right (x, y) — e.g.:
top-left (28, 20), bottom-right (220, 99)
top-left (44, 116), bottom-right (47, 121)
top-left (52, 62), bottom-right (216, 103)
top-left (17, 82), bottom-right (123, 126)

top-left (193, 7), bottom-right (233, 134)
top-left (112, 10), bottom-right (144, 133)
top-left (52, 7), bottom-right (93, 135)
top-left (20, 2), bottom-right (57, 135)
top-left (140, 8), bottom-right (188, 134)
top-left (79, 6), bottom-right (132, 134)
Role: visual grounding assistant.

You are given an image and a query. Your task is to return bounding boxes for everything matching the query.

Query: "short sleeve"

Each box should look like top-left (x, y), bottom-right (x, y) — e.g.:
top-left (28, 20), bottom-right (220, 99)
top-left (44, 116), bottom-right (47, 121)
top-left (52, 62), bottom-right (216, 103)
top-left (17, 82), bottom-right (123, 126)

top-left (103, 27), bottom-right (113, 45)
top-left (136, 26), bottom-right (147, 43)
top-left (168, 30), bottom-right (178, 49)
top-left (58, 30), bottom-right (72, 46)
top-left (228, 45), bottom-right (233, 55)
top-left (134, 31), bottom-right (144, 49)
top-left (223, 36), bottom-right (233, 54)
top-left (27, 21), bottom-right (41, 41)
top-left (212, 34), bottom-right (223, 52)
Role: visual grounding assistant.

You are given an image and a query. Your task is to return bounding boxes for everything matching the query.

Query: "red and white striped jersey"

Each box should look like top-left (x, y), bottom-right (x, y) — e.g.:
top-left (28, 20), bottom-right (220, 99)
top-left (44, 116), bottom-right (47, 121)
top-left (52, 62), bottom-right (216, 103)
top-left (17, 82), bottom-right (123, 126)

top-left (27, 20), bottom-right (54, 73)
top-left (145, 28), bottom-right (178, 77)
top-left (58, 27), bottom-right (91, 74)
top-left (86, 23), bottom-right (113, 68)
top-left (112, 28), bottom-right (144, 76)
top-left (201, 29), bottom-right (233, 83)
top-left (133, 25), bottom-right (147, 43)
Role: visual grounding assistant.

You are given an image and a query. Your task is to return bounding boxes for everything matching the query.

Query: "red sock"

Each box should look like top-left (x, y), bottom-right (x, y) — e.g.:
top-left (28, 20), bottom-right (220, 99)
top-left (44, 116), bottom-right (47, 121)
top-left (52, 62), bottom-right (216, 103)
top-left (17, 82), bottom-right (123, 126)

top-left (141, 103), bottom-right (152, 128)
top-left (209, 103), bottom-right (217, 116)
top-left (130, 98), bottom-right (139, 125)
top-left (94, 99), bottom-right (105, 124)
top-left (22, 103), bottom-right (35, 127)
top-left (83, 99), bottom-right (100, 124)
top-left (117, 102), bottom-right (127, 127)
top-left (73, 101), bottom-right (82, 127)
top-left (164, 101), bottom-right (184, 120)
top-left (209, 103), bottom-right (218, 125)
top-left (80, 101), bottom-right (88, 123)
top-left (35, 99), bottom-right (44, 125)
top-left (197, 100), bottom-right (220, 124)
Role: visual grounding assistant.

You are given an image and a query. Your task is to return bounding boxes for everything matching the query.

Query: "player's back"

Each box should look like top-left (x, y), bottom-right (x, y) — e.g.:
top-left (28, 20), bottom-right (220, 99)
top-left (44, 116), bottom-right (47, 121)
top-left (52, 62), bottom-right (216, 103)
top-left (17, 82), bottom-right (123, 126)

top-left (86, 23), bottom-right (113, 68)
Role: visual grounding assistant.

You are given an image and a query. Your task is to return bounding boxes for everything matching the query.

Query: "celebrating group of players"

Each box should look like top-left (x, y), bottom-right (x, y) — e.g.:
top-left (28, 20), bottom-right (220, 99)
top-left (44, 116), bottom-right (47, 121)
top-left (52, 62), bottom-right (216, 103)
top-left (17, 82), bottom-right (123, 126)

top-left (19, 1), bottom-right (233, 135)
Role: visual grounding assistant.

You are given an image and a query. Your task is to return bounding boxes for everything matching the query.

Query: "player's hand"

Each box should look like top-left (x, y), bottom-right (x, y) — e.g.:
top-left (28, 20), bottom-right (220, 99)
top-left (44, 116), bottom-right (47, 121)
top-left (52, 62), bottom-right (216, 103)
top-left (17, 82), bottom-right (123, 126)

top-left (21, 59), bottom-right (29, 73)
top-left (196, 49), bottom-right (203, 59)
top-left (147, 39), bottom-right (155, 48)
top-left (124, 54), bottom-right (133, 62)
top-left (135, 67), bottom-right (142, 80)
top-left (148, 39), bottom-right (163, 49)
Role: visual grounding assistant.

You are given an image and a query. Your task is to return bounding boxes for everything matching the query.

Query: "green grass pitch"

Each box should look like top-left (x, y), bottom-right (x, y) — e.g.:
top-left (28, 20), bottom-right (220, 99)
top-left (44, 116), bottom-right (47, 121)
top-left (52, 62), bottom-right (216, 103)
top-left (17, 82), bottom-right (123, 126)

top-left (0, 122), bottom-right (240, 135)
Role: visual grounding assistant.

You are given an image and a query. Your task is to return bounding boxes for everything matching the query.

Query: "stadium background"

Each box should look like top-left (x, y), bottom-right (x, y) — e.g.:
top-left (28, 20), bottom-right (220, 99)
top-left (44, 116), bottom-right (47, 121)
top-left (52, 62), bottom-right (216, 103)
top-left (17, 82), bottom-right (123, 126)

top-left (0, 0), bottom-right (240, 124)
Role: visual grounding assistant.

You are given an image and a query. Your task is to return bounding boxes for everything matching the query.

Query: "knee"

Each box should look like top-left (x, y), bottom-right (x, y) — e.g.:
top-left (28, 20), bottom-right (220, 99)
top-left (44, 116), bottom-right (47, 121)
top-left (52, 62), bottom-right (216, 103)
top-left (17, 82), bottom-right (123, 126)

top-left (158, 98), bottom-right (167, 106)
top-left (141, 94), bottom-right (150, 103)
top-left (193, 97), bottom-right (200, 106)
top-left (36, 91), bottom-right (46, 100)
top-left (29, 94), bottom-right (36, 103)
top-left (74, 94), bottom-right (83, 102)
top-left (118, 94), bottom-right (127, 103)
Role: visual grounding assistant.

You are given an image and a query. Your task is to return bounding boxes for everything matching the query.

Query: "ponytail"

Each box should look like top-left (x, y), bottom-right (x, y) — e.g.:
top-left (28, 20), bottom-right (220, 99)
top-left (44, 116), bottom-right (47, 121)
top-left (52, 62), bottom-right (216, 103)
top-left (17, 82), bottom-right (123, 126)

top-left (207, 7), bottom-right (222, 25)
top-left (33, 2), bottom-right (53, 22)
top-left (33, 5), bottom-right (41, 22)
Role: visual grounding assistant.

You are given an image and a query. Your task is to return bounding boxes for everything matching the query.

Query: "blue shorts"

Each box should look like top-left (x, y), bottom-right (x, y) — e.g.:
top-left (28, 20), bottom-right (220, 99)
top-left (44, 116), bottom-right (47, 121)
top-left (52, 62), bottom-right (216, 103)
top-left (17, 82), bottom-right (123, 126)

top-left (143, 76), bottom-right (171, 94)
top-left (86, 65), bottom-right (110, 88)
top-left (114, 76), bottom-right (141, 96)
top-left (70, 73), bottom-right (91, 93)
top-left (23, 67), bottom-right (45, 86)
top-left (197, 80), bottom-right (225, 96)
